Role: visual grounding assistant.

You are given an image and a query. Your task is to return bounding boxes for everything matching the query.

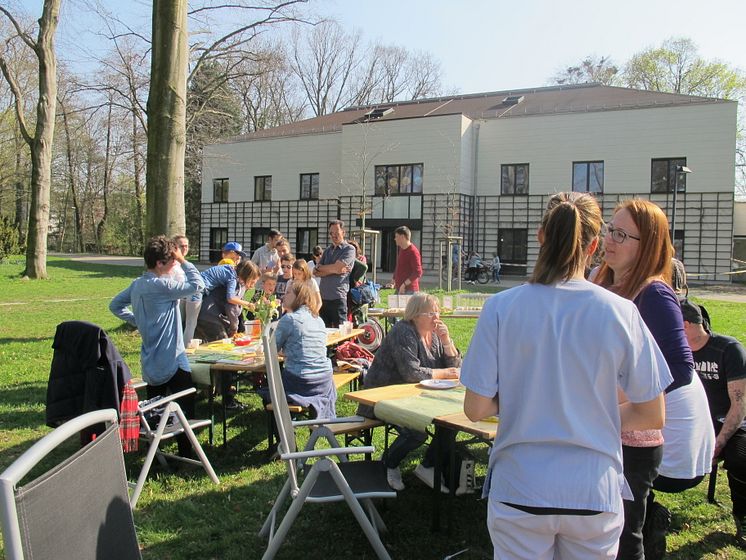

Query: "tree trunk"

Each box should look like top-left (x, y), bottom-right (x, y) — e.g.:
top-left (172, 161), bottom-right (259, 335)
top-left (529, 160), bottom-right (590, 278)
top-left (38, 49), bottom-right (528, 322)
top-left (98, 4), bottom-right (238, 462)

top-left (13, 131), bottom-right (27, 247)
top-left (132, 103), bottom-right (145, 249)
top-left (60, 103), bottom-right (83, 252)
top-left (145, 0), bottom-right (188, 238)
top-left (23, 0), bottom-right (60, 279)
top-left (97, 99), bottom-right (112, 251)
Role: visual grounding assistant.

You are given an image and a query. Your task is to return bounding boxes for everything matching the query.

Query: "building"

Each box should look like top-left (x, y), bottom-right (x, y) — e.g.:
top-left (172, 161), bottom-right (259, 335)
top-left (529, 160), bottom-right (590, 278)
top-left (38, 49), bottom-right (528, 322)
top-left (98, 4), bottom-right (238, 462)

top-left (200, 83), bottom-right (737, 279)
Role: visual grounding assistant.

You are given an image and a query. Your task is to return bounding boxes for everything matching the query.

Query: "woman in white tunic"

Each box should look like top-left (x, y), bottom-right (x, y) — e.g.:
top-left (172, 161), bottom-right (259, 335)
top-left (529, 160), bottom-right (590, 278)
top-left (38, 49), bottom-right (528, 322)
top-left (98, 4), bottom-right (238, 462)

top-left (461, 192), bottom-right (671, 560)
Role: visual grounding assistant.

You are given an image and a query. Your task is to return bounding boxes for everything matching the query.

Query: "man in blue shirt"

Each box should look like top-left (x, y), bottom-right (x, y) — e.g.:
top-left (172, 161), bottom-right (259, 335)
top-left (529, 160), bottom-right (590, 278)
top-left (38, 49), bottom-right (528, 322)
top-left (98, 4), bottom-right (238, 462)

top-left (110, 235), bottom-right (204, 455)
top-left (314, 220), bottom-right (354, 327)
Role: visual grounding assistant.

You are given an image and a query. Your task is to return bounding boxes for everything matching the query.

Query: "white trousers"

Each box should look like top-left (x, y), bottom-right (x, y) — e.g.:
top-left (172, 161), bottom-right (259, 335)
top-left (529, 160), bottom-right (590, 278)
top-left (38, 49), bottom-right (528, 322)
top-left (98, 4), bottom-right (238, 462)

top-left (487, 500), bottom-right (623, 560)
top-left (183, 299), bottom-right (202, 343)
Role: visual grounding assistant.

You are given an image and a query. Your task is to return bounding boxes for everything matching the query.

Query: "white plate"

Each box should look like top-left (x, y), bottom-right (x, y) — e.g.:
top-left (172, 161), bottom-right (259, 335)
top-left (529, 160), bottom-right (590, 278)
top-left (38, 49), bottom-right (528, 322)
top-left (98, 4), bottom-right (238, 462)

top-left (419, 379), bottom-right (459, 390)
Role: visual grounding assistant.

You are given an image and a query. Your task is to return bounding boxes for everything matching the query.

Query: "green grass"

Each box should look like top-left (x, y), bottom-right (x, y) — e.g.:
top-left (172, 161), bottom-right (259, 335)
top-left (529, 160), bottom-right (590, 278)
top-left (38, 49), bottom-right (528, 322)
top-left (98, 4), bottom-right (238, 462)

top-left (0, 256), bottom-right (744, 559)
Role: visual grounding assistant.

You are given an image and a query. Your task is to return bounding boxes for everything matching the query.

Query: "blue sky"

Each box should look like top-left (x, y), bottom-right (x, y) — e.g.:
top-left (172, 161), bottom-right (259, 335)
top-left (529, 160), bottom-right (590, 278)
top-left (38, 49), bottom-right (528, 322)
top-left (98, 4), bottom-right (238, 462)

top-left (14, 0), bottom-right (746, 95)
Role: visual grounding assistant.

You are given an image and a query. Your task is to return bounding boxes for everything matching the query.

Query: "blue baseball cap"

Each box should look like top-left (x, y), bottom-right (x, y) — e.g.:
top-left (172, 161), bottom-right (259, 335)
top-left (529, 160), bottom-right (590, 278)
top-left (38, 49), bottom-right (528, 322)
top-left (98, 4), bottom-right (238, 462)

top-left (222, 241), bottom-right (247, 258)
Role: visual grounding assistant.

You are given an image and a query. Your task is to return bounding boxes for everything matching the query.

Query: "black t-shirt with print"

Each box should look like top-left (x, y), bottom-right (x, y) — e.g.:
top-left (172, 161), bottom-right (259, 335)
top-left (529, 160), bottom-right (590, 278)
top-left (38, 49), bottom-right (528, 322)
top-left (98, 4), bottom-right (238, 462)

top-left (693, 333), bottom-right (746, 420)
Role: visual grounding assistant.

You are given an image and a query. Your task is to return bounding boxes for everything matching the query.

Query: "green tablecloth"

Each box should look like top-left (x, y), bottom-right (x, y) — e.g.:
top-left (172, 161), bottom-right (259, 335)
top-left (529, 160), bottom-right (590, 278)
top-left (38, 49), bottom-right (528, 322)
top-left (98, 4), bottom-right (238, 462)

top-left (374, 387), bottom-right (465, 432)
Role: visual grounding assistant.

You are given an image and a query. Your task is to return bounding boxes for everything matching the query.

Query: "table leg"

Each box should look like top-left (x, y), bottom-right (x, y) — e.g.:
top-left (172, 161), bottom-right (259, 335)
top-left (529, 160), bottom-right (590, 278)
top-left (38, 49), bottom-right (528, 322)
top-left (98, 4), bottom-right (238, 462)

top-left (432, 426), bottom-right (442, 532)
top-left (431, 425), bottom-right (457, 534)
top-left (208, 368), bottom-right (214, 446)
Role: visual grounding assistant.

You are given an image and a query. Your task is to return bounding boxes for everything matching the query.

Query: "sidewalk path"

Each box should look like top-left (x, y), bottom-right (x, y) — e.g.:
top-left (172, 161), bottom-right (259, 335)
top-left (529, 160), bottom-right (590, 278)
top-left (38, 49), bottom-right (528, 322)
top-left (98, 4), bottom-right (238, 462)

top-left (53, 254), bottom-right (746, 303)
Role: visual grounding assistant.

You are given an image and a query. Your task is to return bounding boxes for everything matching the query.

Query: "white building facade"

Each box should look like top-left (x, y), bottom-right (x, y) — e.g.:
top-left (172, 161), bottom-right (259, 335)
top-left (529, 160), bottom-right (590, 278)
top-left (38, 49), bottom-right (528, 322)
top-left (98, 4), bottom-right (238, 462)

top-left (201, 84), bottom-right (737, 279)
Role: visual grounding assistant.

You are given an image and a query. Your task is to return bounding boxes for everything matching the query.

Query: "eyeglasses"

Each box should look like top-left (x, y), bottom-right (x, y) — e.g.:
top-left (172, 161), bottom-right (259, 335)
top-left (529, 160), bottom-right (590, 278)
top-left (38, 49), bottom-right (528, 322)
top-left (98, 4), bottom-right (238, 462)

top-left (418, 311), bottom-right (440, 318)
top-left (603, 225), bottom-right (640, 244)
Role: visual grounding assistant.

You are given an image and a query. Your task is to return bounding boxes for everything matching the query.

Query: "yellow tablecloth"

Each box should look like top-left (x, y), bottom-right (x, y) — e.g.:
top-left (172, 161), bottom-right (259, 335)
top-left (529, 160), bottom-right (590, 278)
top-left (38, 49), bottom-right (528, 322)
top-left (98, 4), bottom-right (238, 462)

top-left (373, 387), bottom-right (466, 432)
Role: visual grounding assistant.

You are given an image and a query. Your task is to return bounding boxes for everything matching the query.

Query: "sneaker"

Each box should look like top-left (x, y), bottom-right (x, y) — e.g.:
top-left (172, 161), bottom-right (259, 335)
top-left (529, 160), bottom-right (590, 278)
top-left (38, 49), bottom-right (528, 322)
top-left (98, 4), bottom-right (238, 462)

top-left (224, 398), bottom-right (246, 411)
top-left (414, 464), bottom-right (449, 494)
top-left (386, 467), bottom-right (405, 491)
top-left (643, 501), bottom-right (671, 560)
top-left (734, 514), bottom-right (746, 548)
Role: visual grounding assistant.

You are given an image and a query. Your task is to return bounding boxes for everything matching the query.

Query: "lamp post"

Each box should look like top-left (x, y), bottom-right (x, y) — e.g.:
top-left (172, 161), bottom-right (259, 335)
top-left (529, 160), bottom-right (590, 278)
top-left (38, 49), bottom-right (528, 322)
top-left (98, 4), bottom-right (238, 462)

top-left (671, 165), bottom-right (692, 241)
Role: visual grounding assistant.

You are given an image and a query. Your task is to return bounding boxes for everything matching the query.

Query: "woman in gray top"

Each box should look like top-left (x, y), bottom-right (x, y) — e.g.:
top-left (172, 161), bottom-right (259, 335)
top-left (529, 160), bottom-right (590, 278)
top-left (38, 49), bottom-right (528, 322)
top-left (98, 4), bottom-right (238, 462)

top-left (362, 293), bottom-right (460, 490)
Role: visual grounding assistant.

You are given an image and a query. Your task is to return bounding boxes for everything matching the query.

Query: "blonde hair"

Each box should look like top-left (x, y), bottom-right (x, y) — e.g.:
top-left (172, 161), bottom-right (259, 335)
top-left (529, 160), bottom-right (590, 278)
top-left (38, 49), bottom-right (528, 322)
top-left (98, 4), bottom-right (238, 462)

top-left (531, 192), bottom-right (602, 285)
top-left (594, 199), bottom-right (673, 299)
top-left (292, 259), bottom-right (312, 281)
top-left (288, 280), bottom-right (322, 316)
top-left (402, 293), bottom-right (439, 322)
top-left (260, 271), bottom-right (277, 284)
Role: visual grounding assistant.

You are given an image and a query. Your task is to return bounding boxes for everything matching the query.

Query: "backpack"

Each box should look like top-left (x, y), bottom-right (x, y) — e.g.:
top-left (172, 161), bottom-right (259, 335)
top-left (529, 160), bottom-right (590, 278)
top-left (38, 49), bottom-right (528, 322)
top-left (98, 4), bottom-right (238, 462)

top-left (349, 280), bottom-right (379, 306)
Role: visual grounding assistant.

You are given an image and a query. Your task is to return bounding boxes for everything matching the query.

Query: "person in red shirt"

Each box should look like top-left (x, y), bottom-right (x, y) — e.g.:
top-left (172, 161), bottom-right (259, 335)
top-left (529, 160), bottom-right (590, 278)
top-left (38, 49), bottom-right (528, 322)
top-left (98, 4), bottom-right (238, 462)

top-left (392, 226), bottom-right (423, 294)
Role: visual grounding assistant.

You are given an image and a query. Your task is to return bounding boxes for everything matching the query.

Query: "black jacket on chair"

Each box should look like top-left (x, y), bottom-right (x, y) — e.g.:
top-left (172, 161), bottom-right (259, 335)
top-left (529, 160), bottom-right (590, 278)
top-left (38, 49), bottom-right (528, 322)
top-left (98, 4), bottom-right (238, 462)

top-left (46, 321), bottom-right (132, 428)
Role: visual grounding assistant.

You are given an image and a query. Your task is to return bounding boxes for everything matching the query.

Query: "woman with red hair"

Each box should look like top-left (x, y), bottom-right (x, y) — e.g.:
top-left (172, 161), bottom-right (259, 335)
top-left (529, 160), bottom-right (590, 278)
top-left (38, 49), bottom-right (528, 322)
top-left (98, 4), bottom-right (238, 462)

top-left (595, 199), bottom-right (715, 559)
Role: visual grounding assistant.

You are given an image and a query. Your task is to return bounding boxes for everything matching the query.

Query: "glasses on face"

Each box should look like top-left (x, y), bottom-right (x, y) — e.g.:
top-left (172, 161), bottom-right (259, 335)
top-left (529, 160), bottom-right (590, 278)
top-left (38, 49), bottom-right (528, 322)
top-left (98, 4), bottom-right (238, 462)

top-left (603, 224), bottom-right (641, 244)
top-left (418, 311), bottom-right (440, 318)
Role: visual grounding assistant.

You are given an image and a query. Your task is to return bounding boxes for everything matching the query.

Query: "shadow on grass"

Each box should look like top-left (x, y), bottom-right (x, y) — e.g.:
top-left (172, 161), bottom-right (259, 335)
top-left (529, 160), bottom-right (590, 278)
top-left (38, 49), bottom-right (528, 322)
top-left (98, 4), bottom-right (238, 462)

top-left (0, 336), bottom-right (53, 345)
top-left (672, 529), bottom-right (737, 558)
top-left (50, 259), bottom-right (142, 279)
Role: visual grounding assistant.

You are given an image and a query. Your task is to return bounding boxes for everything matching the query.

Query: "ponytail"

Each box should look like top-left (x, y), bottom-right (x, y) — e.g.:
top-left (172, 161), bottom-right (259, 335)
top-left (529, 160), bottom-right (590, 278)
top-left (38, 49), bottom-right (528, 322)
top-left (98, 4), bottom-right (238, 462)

top-left (531, 192), bottom-right (601, 285)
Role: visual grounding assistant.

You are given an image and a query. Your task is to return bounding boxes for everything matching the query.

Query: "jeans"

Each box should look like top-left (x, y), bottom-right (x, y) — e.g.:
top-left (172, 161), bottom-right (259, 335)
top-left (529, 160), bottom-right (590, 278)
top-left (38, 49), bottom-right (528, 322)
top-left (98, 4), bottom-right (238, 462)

top-left (382, 426), bottom-right (456, 472)
top-left (320, 298), bottom-right (347, 328)
top-left (617, 445), bottom-right (663, 560)
top-left (146, 368), bottom-right (195, 456)
top-left (718, 424), bottom-right (746, 517)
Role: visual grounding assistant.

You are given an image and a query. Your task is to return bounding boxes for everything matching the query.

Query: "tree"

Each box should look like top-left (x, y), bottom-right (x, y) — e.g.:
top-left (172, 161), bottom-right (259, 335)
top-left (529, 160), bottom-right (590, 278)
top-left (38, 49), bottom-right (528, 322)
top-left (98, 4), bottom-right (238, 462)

top-left (0, 1), bottom-right (61, 279)
top-left (625, 37), bottom-right (746, 98)
top-left (551, 55), bottom-right (620, 86)
top-left (145, 0), bottom-right (189, 238)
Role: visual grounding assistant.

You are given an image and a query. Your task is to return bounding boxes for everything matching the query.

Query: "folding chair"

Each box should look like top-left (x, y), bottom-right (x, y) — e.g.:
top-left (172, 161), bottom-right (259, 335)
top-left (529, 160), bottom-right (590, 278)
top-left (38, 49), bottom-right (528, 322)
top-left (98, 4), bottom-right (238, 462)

top-left (258, 327), bottom-right (396, 560)
top-left (129, 388), bottom-right (219, 508)
top-left (0, 409), bottom-right (141, 560)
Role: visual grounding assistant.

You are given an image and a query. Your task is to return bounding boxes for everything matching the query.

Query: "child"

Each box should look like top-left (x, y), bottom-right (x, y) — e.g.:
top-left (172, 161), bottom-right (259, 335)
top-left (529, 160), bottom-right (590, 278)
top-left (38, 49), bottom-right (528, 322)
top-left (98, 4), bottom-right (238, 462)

top-left (275, 253), bottom-right (295, 300)
top-left (491, 253), bottom-right (501, 283)
top-left (245, 272), bottom-right (278, 321)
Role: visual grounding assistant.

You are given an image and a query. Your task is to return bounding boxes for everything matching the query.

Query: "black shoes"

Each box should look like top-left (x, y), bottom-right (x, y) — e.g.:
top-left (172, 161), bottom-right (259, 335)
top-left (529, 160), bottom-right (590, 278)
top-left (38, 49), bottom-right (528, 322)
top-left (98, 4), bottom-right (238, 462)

top-left (643, 501), bottom-right (671, 560)
top-left (224, 398), bottom-right (246, 411)
top-left (734, 514), bottom-right (746, 548)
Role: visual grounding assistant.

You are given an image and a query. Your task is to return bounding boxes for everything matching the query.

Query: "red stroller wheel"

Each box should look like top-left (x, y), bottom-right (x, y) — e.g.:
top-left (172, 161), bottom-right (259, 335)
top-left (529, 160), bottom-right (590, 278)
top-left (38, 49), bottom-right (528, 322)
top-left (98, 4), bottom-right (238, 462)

top-left (356, 319), bottom-right (383, 352)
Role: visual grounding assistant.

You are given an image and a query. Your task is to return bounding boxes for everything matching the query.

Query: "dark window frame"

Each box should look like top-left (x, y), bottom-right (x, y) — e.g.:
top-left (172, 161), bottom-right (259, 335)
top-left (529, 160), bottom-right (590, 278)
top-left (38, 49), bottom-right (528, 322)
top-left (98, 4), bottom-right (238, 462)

top-left (212, 178), bottom-right (229, 202)
top-left (572, 161), bottom-right (604, 193)
top-left (501, 163), bottom-right (530, 195)
top-left (296, 227), bottom-right (319, 259)
top-left (651, 157), bottom-right (687, 194)
top-left (209, 227), bottom-right (228, 263)
top-left (254, 175), bottom-right (272, 201)
top-left (374, 163), bottom-right (424, 196)
top-left (498, 228), bottom-right (528, 264)
top-left (300, 173), bottom-right (320, 200)
top-left (251, 228), bottom-right (272, 252)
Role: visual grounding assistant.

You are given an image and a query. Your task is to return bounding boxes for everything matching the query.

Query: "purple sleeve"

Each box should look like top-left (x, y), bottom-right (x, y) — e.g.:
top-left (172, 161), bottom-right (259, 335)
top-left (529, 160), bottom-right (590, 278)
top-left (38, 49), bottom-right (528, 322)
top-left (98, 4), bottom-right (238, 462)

top-left (634, 282), bottom-right (693, 393)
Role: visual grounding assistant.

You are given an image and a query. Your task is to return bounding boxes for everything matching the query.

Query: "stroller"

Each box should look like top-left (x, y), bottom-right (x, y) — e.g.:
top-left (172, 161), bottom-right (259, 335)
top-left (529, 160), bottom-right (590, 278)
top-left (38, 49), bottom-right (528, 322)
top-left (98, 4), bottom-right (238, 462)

top-left (347, 259), bottom-right (384, 352)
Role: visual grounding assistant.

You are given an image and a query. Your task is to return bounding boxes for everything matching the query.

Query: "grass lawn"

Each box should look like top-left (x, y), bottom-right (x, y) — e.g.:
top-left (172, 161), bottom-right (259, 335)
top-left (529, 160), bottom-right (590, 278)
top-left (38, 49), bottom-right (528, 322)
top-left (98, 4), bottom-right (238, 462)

top-left (0, 256), bottom-right (745, 559)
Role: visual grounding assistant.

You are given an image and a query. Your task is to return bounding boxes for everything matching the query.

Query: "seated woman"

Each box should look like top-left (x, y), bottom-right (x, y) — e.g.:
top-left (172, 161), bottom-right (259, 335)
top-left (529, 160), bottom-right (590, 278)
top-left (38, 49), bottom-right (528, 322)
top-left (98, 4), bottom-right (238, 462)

top-left (274, 280), bottom-right (336, 420)
top-left (360, 293), bottom-right (461, 491)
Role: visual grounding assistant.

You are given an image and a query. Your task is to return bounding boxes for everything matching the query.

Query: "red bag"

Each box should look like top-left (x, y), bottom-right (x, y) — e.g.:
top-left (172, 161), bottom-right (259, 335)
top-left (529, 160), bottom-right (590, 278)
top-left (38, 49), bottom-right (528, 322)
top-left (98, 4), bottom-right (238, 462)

top-left (335, 340), bottom-right (374, 367)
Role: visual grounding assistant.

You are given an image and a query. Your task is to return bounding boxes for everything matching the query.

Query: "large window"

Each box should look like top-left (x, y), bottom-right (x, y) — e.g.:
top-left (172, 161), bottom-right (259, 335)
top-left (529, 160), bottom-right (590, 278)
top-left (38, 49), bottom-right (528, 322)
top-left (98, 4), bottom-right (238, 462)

top-left (498, 228), bottom-right (528, 264)
top-left (209, 227), bottom-right (228, 262)
top-left (213, 178), bottom-right (229, 202)
top-left (501, 164), bottom-right (529, 195)
top-left (572, 161), bottom-right (604, 193)
top-left (300, 173), bottom-right (319, 200)
top-left (254, 175), bottom-right (272, 201)
top-left (374, 164), bottom-right (423, 196)
top-left (296, 228), bottom-right (319, 258)
top-left (651, 158), bottom-right (687, 193)
top-left (251, 228), bottom-right (272, 252)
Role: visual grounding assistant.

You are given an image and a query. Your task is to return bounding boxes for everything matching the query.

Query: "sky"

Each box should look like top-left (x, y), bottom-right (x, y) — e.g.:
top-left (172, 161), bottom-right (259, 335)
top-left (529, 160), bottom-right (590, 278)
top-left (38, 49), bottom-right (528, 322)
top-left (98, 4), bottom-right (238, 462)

top-left (11, 0), bottom-right (746, 96)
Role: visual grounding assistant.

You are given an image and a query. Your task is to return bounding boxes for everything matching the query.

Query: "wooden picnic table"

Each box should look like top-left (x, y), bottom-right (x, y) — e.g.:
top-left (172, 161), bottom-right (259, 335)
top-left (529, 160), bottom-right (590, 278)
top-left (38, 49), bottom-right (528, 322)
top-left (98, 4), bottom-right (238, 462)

top-left (345, 383), bottom-right (498, 531)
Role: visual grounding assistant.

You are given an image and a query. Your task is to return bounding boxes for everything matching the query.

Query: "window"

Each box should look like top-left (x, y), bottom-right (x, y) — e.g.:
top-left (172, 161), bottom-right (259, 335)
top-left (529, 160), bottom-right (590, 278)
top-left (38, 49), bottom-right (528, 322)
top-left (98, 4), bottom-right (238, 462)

top-left (498, 228), bottom-right (528, 264)
top-left (572, 161), bottom-right (604, 193)
top-left (254, 176), bottom-right (272, 201)
top-left (672, 229), bottom-right (684, 259)
top-left (209, 227), bottom-right (228, 262)
top-left (213, 178), bottom-right (229, 202)
top-left (251, 228), bottom-right (272, 252)
top-left (374, 164), bottom-right (423, 196)
top-left (501, 164), bottom-right (529, 195)
top-left (296, 228), bottom-right (319, 257)
top-left (651, 158), bottom-right (687, 193)
top-left (300, 173), bottom-right (319, 200)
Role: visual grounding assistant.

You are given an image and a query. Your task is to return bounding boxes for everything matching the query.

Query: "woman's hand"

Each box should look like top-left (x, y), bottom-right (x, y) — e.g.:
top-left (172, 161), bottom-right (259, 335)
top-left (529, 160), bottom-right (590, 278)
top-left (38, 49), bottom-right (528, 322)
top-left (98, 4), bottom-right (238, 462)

top-left (433, 319), bottom-right (450, 342)
top-left (433, 367), bottom-right (460, 380)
